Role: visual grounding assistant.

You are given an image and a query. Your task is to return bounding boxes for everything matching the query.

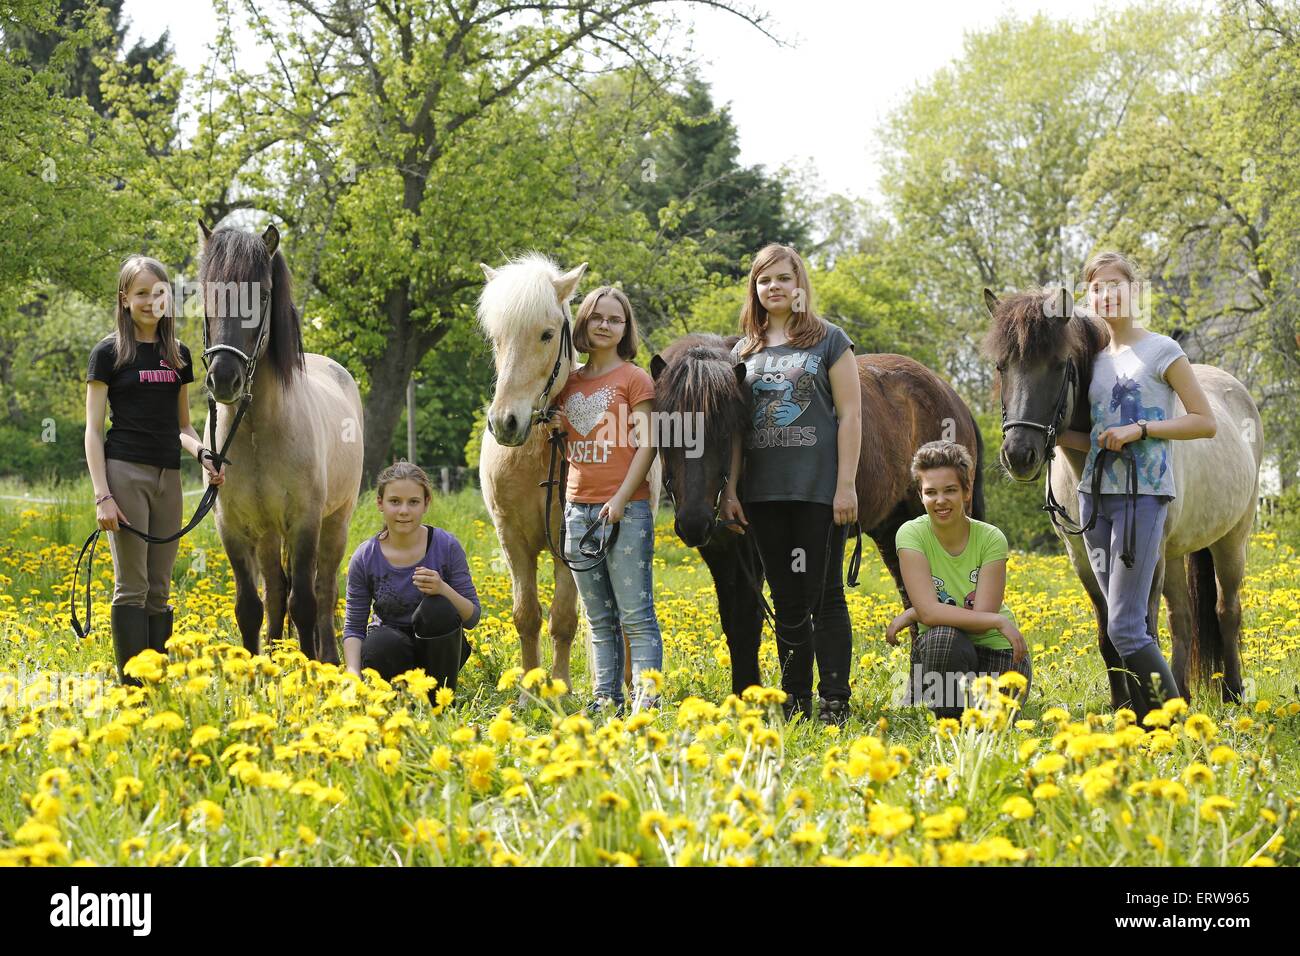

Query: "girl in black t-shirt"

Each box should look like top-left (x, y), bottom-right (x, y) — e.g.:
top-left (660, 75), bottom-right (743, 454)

top-left (85, 255), bottom-right (225, 684)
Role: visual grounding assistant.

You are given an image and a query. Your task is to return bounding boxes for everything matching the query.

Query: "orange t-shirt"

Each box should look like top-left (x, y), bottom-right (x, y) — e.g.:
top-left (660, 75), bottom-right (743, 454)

top-left (555, 361), bottom-right (657, 503)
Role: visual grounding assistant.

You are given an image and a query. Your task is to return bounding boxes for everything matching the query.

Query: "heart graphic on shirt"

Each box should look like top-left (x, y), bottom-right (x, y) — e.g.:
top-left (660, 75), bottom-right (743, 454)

top-left (563, 385), bottom-right (615, 437)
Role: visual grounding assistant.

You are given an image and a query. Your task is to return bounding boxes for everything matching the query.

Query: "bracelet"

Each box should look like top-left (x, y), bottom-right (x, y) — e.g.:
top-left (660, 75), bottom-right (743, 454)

top-left (95, 493), bottom-right (114, 506)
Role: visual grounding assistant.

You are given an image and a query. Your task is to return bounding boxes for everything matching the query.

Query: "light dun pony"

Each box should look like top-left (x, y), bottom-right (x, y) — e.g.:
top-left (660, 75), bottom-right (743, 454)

top-left (477, 253), bottom-right (658, 690)
top-left (200, 222), bottom-right (364, 664)
top-left (984, 288), bottom-right (1262, 703)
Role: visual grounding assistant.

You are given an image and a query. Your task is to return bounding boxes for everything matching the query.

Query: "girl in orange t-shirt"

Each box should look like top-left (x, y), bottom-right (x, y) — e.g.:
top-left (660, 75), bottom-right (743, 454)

top-left (554, 286), bottom-right (662, 716)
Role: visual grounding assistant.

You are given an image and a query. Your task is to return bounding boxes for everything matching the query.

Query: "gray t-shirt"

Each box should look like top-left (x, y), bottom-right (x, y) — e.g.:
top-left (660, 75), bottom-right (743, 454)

top-left (729, 321), bottom-right (855, 505)
top-left (1079, 332), bottom-right (1187, 498)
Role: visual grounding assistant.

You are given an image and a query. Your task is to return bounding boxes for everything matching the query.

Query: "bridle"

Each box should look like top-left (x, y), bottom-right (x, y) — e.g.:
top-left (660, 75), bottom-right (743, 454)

top-left (999, 356), bottom-right (1138, 568)
top-left (69, 286), bottom-right (272, 638)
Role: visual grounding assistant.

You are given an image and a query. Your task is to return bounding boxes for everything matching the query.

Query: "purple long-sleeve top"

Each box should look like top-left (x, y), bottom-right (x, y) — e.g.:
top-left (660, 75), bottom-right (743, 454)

top-left (343, 524), bottom-right (482, 641)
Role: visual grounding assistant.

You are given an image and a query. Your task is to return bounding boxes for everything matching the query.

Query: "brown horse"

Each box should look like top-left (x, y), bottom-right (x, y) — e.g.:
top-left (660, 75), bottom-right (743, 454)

top-left (199, 222), bottom-right (364, 663)
top-left (982, 288), bottom-right (1262, 704)
top-left (651, 332), bottom-right (986, 694)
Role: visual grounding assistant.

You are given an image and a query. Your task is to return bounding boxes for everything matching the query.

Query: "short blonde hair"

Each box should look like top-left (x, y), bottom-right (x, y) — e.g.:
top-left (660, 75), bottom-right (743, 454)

top-left (572, 286), bottom-right (639, 359)
top-left (910, 440), bottom-right (975, 494)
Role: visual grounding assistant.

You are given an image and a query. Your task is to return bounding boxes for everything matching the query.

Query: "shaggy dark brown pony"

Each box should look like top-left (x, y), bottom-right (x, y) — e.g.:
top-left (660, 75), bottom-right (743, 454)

top-left (651, 331), bottom-right (986, 694)
top-left (983, 287), bottom-right (1263, 704)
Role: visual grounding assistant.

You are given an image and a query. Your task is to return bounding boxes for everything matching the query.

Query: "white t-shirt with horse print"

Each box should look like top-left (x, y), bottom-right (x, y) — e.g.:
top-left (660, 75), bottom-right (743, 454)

top-left (1080, 332), bottom-right (1187, 499)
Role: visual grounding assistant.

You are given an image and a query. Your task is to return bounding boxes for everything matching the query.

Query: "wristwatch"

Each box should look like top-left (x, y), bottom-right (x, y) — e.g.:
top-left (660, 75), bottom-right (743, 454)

top-left (1137, 419), bottom-right (1149, 440)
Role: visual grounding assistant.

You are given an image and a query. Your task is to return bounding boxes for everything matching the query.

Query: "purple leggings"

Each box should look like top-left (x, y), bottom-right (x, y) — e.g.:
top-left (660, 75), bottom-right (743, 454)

top-left (1078, 491), bottom-right (1170, 657)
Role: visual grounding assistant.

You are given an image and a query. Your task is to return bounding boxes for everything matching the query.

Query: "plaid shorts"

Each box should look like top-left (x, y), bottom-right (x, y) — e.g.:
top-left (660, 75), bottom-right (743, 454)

top-left (904, 625), bottom-right (1033, 709)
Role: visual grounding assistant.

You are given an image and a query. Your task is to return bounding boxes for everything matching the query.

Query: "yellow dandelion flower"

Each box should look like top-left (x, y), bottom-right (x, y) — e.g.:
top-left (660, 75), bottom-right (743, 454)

top-left (1000, 796), bottom-right (1035, 820)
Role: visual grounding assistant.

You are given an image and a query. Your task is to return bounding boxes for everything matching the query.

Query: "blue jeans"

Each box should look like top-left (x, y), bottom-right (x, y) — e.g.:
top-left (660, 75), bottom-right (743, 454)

top-left (1079, 491), bottom-right (1170, 657)
top-left (564, 498), bottom-right (663, 705)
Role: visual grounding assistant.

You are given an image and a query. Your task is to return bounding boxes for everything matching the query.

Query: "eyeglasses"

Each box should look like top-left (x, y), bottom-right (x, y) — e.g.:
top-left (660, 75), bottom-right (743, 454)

top-left (589, 317), bottom-right (626, 327)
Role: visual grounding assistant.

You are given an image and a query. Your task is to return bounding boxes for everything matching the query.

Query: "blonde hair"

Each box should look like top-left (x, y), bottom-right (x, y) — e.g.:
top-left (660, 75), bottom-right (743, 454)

top-left (375, 460), bottom-right (434, 539)
top-left (572, 286), bottom-right (639, 359)
top-left (114, 255), bottom-right (184, 372)
top-left (910, 440), bottom-right (975, 496)
top-left (736, 244), bottom-right (825, 359)
top-left (1083, 250), bottom-right (1140, 286)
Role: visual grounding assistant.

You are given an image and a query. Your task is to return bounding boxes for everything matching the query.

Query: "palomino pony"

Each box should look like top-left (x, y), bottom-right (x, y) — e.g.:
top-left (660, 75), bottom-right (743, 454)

top-left (650, 332), bottom-right (987, 694)
top-left (199, 222), bottom-right (364, 664)
top-left (983, 288), bottom-right (1263, 704)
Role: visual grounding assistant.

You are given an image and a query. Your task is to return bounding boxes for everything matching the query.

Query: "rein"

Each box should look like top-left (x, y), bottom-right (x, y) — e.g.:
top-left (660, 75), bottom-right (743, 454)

top-left (69, 292), bottom-right (271, 638)
top-left (1000, 357), bottom-right (1139, 569)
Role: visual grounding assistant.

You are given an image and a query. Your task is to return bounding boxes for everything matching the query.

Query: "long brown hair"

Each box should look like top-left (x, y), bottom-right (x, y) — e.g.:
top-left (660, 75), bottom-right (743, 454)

top-left (113, 255), bottom-right (185, 372)
top-left (375, 460), bottom-right (434, 540)
top-left (736, 244), bottom-right (825, 359)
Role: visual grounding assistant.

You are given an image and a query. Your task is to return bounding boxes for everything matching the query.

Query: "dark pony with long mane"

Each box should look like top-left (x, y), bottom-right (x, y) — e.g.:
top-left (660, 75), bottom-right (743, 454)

top-left (983, 287), bottom-right (1262, 703)
top-left (199, 221), bottom-right (365, 663)
top-left (652, 331), bottom-right (987, 695)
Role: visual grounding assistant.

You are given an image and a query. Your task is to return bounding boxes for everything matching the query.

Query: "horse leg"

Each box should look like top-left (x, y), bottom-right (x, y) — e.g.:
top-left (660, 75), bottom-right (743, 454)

top-left (287, 523), bottom-right (322, 661)
top-left (225, 531), bottom-right (264, 656)
top-left (1063, 534), bottom-right (1126, 709)
top-left (503, 534), bottom-right (543, 675)
top-left (1163, 554), bottom-right (1193, 699)
top-left (1209, 520), bottom-right (1251, 703)
top-left (313, 508), bottom-right (350, 667)
top-left (703, 541), bottom-right (763, 697)
top-left (549, 555), bottom-right (580, 692)
top-left (256, 531), bottom-right (287, 648)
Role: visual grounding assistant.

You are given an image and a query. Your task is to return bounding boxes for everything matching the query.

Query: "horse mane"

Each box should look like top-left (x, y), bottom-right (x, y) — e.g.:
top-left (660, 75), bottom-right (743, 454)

top-left (199, 226), bottom-right (304, 385)
top-left (656, 333), bottom-right (748, 435)
top-left (476, 252), bottom-right (570, 344)
top-left (980, 288), bottom-right (1110, 367)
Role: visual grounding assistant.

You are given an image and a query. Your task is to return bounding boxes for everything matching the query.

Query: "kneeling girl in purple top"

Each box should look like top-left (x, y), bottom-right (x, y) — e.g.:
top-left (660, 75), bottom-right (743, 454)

top-left (343, 462), bottom-right (481, 703)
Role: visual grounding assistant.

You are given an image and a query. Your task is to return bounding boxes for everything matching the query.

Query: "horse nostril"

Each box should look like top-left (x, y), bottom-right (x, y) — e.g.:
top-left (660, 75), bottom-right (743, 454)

top-left (504, 413), bottom-right (517, 435)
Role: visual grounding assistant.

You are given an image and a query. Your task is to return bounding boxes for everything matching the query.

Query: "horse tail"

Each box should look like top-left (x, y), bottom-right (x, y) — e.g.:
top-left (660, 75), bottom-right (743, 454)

top-left (1185, 548), bottom-right (1221, 691)
top-left (970, 414), bottom-right (987, 521)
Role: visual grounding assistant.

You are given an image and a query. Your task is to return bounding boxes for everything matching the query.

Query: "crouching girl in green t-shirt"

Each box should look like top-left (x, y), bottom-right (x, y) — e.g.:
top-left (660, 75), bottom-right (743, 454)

top-left (885, 440), bottom-right (1032, 718)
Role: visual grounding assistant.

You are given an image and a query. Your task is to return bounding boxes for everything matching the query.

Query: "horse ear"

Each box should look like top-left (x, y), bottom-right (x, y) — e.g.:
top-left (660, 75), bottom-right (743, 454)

top-left (650, 354), bottom-right (666, 382)
top-left (733, 362), bottom-right (748, 387)
top-left (262, 223), bottom-right (280, 257)
top-left (479, 263), bottom-right (498, 282)
top-left (553, 262), bottom-right (588, 303)
top-left (982, 288), bottom-right (999, 317)
top-left (198, 219), bottom-right (212, 244)
top-left (1042, 287), bottom-right (1073, 322)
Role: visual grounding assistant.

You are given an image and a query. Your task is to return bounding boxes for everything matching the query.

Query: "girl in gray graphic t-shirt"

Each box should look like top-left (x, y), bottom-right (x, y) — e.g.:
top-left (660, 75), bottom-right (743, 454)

top-left (1054, 252), bottom-right (1219, 720)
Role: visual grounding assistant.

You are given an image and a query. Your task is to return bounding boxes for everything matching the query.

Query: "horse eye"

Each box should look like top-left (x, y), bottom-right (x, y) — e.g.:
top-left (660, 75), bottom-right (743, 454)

top-left (541, 330), bottom-right (554, 342)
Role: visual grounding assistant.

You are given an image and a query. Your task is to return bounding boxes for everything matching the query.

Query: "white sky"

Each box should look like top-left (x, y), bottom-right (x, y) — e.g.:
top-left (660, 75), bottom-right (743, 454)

top-left (122, 0), bottom-right (1127, 200)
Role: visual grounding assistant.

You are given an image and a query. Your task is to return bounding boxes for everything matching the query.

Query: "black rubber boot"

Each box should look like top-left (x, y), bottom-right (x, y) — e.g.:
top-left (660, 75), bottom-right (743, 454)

top-left (817, 698), bottom-right (851, 727)
top-left (147, 605), bottom-right (173, 655)
top-left (111, 604), bottom-right (150, 686)
top-left (781, 696), bottom-right (813, 721)
top-left (414, 626), bottom-right (466, 701)
top-left (1122, 642), bottom-right (1179, 721)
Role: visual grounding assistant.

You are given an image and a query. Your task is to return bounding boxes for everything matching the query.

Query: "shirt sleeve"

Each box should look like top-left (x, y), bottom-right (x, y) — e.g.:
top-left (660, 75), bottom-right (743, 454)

top-left (895, 520), bottom-right (926, 553)
top-left (827, 323), bottom-right (855, 363)
top-left (179, 343), bottom-right (195, 385)
top-left (1155, 335), bottom-right (1187, 381)
top-left (87, 339), bottom-right (114, 384)
top-left (439, 532), bottom-right (482, 630)
top-left (343, 542), bottom-right (374, 642)
top-left (627, 366), bottom-right (656, 408)
top-left (982, 525), bottom-right (1010, 565)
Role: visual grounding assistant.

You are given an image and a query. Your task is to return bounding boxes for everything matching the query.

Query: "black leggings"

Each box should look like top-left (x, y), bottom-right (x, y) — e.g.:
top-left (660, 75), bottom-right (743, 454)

top-left (745, 501), bottom-right (852, 701)
top-left (361, 594), bottom-right (470, 682)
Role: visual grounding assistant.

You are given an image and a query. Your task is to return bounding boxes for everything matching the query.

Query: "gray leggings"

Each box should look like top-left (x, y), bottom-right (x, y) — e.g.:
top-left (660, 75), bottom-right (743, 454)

top-left (1078, 491), bottom-right (1169, 657)
top-left (105, 458), bottom-right (182, 613)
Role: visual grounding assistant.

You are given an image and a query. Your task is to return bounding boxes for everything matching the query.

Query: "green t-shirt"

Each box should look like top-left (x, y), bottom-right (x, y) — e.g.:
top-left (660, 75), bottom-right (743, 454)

top-left (895, 515), bottom-right (1016, 650)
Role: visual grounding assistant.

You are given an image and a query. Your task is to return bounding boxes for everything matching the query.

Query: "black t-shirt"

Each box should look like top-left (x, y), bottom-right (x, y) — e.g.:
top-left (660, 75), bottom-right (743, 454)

top-left (86, 336), bottom-right (195, 469)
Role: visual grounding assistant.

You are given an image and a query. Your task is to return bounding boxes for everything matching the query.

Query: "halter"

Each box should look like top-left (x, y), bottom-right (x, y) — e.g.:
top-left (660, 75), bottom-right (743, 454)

top-left (999, 357), bottom-right (1138, 568)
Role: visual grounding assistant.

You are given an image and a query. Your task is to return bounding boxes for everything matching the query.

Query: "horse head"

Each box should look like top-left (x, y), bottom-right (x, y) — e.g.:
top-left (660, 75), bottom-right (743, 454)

top-left (197, 220), bottom-right (304, 404)
top-left (650, 335), bottom-right (749, 549)
top-left (477, 253), bottom-right (587, 447)
top-left (982, 286), bottom-right (1107, 482)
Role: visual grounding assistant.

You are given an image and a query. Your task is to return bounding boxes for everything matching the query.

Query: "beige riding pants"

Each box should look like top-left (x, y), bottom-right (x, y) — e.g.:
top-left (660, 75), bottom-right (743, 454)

top-left (105, 458), bottom-right (183, 613)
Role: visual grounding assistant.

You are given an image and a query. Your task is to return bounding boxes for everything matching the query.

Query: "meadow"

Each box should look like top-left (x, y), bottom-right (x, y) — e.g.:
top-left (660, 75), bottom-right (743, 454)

top-left (0, 476), bottom-right (1295, 866)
